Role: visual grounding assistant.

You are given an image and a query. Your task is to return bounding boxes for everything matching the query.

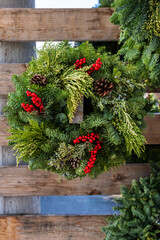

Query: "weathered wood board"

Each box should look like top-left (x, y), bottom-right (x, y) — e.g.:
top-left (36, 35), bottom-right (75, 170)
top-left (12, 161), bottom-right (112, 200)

top-left (0, 115), bottom-right (160, 146)
top-left (0, 215), bottom-right (107, 240)
top-left (142, 114), bottom-right (160, 144)
top-left (0, 8), bottom-right (120, 42)
top-left (1, 64), bottom-right (160, 96)
top-left (0, 116), bottom-right (10, 146)
top-left (0, 64), bottom-right (27, 95)
top-left (0, 164), bottom-right (150, 196)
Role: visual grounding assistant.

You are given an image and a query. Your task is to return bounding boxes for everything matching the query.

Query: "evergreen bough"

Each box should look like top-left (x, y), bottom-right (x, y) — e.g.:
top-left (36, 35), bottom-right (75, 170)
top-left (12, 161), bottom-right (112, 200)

top-left (110, 0), bottom-right (160, 88)
top-left (102, 172), bottom-right (160, 240)
top-left (4, 42), bottom-right (150, 179)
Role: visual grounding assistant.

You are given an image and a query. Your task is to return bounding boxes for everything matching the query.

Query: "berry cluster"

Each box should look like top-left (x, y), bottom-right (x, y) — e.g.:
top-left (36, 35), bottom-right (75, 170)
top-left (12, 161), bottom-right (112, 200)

top-left (87, 58), bottom-right (102, 75)
top-left (21, 91), bottom-right (44, 113)
top-left (73, 132), bottom-right (102, 174)
top-left (74, 58), bottom-right (86, 69)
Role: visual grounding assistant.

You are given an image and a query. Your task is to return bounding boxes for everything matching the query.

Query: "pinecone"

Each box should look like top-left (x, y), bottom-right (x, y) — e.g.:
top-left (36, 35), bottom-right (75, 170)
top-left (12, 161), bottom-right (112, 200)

top-left (68, 158), bottom-right (80, 169)
top-left (94, 78), bottom-right (114, 97)
top-left (30, 74), bottom-right (47, 87)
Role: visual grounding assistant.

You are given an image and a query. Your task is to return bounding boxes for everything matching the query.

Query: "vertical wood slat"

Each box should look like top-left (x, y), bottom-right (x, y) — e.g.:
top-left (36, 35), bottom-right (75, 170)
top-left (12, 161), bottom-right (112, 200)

top-left (0, 0), bottom-right (40, 215)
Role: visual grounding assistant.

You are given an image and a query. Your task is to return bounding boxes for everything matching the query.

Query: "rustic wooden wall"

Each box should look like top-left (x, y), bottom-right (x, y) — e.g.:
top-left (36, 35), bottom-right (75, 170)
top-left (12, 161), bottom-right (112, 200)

top-left (0, 0), bottom-right (40, 215)
top-left (0, 5), bottom-right (159, 240)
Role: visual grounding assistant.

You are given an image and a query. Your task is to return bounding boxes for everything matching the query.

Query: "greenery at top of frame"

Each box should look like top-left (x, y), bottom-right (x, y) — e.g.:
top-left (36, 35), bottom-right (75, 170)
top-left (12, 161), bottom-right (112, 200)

top-left (109, 0), bottom-right (160, 88)
top-left (3, 41), bottom-right (153, 179)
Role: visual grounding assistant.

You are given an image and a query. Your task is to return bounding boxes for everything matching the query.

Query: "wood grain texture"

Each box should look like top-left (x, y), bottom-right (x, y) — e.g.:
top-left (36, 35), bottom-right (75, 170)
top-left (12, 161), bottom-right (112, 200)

top-left (0, 116), bottom-right (10, 146)
top-left (0, 164), bottom-right (150, 196)
top-left (0, 115), bottom-right (160, 146)
top-left (0, 64), bottom-right (27, 95)
top-left (143, 114), bottom-right (160, 144)
top-left (0, 215), bottom-right (107, 240)
top-left (72, 98), bottom-right (84, 124)
top-left (0, 8), bottom-right (120, 42)
top-left (1, 63), bottom-right (160, 96)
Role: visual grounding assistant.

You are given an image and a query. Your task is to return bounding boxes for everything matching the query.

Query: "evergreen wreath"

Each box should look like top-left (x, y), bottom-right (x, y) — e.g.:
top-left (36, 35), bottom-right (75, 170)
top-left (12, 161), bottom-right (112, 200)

top-left (102, 172), bottom-right (160, 240)
top-left (110, 0), bottom-right (160, 88)
top-left (4, 42), bottom-right (148, 179)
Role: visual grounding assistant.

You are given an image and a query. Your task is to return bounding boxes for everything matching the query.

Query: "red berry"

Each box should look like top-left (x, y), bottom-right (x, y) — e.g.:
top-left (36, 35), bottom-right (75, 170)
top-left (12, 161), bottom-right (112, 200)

top-left (82, 139), bottom-right (86, 142)
top-left (89, 139), bottom-right (93, 143)
top-left (73, 139), bottom-right (77, 144)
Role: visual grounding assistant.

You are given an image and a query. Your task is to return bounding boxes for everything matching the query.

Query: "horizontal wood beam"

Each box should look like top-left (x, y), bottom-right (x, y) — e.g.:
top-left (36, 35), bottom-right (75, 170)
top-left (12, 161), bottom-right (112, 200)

top-left (0, 8), bottom-right (120, 42)
top-left (0, 215), bottom-right (107, 240)
top-left (0, 115), bottom-right (160, 146)
top-left (0, 164), bottom-right (150, 196)
top-left (146, 87), bottom-right (160, 93)
top-left (1, 63), bottom-right (160, 96)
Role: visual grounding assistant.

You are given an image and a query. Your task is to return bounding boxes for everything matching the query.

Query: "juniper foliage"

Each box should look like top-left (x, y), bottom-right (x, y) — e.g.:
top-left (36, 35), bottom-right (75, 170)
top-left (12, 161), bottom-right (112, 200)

top-left (4, 42), bottom-right (152, 179)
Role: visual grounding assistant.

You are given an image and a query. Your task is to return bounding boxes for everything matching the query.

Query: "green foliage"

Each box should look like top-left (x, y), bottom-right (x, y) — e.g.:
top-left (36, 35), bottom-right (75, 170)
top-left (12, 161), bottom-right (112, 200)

top-left (8, 119), bottom-right (47, 164)
top-left (111, 0), bottom-right (160, 87)
top-left (146, 0), bottom-right (160, 38)
top-left (102, 173), bottom-right (160, 240)
top-left (4, 42), bottom-right (152, 179)
top-left (60, 66), bottom-right (94, 122)
top-left (98, 0), bottom-right (114, 7)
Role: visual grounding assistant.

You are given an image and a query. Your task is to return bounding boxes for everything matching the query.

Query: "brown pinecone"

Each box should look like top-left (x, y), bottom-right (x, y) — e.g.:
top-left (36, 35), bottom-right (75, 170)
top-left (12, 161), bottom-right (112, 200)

top-left (69, 158), bottom-right (80, 169)
top-left (30, 74), bottom-right (47, 87)
top-left (94, 78), bottom-right (114, 97)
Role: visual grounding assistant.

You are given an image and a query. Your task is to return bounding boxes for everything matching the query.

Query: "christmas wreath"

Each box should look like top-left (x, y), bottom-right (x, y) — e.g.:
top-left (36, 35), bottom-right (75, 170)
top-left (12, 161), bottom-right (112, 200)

top-left (4, 42), bottom-right (148, 179)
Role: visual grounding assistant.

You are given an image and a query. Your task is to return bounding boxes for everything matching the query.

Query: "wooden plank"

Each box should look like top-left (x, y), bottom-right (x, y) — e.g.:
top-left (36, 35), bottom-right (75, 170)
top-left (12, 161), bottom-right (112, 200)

top-left (72, 98), bottom-right (83, 124)
top-left (143, 114), bottom-right (160, 144)
top-left (0, 164), bottom-right (150, 196)
top-left (0, 64), bottom-right (27, 95)
top-left (0, 8), bottom-right (120, 42)
top-left (0, 115), bottom-right (160, 146)
top-left (0, 215), bottom-right (107, 240)
top-left (1, 64), bottom-right (160, 96)
top-left (0, 116), bottom-right (10, 146)
top-left (146, 87), bottom-right (160, 92)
